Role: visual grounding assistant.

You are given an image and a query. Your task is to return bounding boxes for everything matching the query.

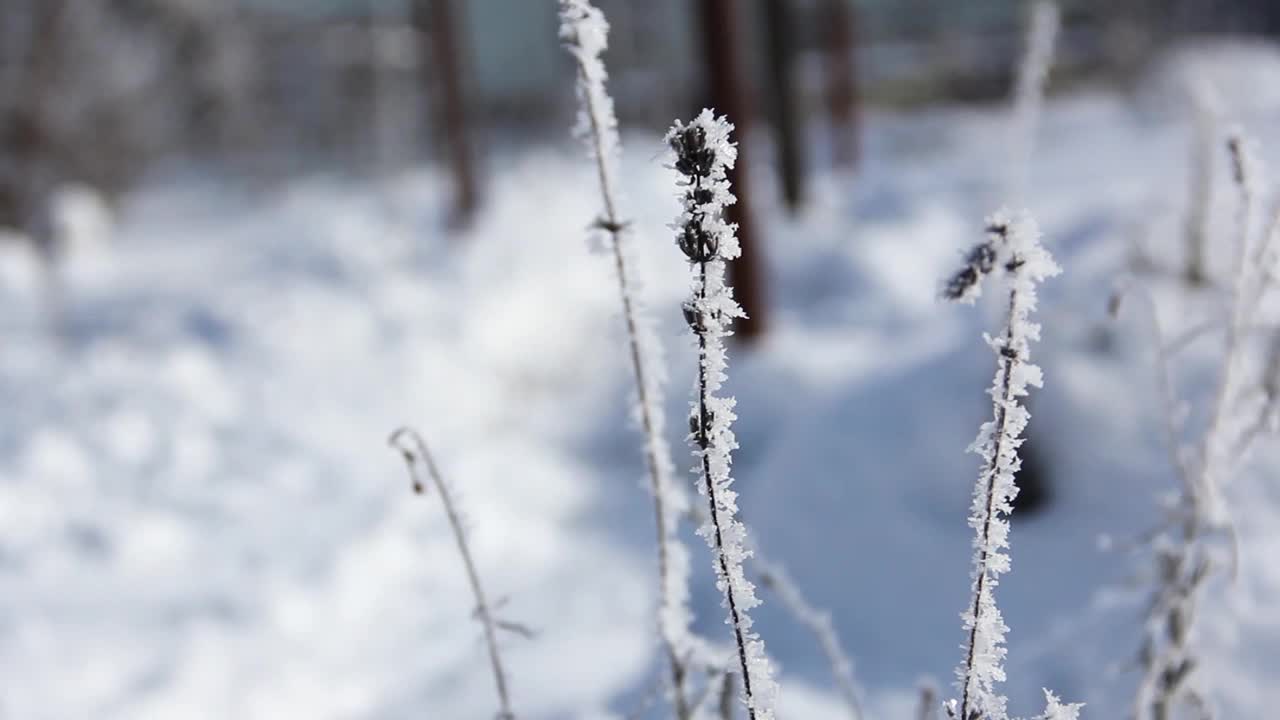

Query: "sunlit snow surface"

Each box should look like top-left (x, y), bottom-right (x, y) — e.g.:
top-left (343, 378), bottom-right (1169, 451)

top-left (3, 88), bottom-right (1280, 718)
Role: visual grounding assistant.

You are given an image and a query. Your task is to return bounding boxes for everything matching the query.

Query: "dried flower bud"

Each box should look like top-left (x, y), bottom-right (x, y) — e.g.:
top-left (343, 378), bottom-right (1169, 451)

top-left (671, 125), bottom-right (715, 178)
top-left (971, 242), bottom-right (997, 274)
top-left (677, 224), bottom-right (719, 262)
top-left (943, 266), bottom-right (981, 302)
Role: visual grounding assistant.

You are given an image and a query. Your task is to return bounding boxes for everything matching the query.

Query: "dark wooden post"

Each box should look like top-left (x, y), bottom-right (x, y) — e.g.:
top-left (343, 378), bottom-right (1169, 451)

top-left (697, 0), bottom-right (767, 342)
top-left (820, 0), bottom-right (859, 170)
top-left (761, 0), bottom-right (806, 213)
top-left (413, 0), bottom-right (479, 228)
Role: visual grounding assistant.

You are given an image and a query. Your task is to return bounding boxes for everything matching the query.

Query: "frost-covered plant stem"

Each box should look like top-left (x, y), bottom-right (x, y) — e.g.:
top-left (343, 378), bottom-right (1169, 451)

top-left (389, 428), bottom-right (515, 720)
top-left (669, 110), bottom-right (776, 720)
top-left (1203, 134), bottom-right (1256, 515)
top-left (943, 211), bottom-right (1074, 720)
top-left (756, 553), bottom-right (864, 719)
top-left (558, 3), bottom-right (697, 717)
top-left (958, 283), bottom-right (1022, 720)
top-left (1134, 131), bottom-right (1266, 720)
top-left (1006, 1), bottom-right (1058, 204)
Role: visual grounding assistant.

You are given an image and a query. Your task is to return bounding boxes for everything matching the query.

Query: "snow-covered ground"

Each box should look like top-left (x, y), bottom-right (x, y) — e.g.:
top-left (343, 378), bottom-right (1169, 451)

top-left (3, 82), bottom-right (1280, 719)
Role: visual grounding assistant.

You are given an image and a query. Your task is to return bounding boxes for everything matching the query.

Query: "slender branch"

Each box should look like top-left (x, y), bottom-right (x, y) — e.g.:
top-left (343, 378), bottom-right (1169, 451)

top-left (1130, 131), bottom-right (1270, 720)
top-left (693, 204), bottom-right (756, 713)
top-left (945, 211), bottom-right (1063, 720)
top-left (389, 427), bottom-right (515, 720)
top-left (1119, 283), bottom-right (1209, 720)
top-left (1233, 332), bottom-right (1280, 456)
top-left (755, 553), bottom-right (864, 720)
top-left (1198, 134), bottom-right (1255, 516)
top-left (558, 2), bottom-right (696, 715)
top-left (1005, 1), bottom-right (1059, 204)
top-left (960, 290), bottom-right (1019, 720)
top-left (587, 58), bottom-right (693, 720)
top-left (669, 111), bottom-right (776, 719)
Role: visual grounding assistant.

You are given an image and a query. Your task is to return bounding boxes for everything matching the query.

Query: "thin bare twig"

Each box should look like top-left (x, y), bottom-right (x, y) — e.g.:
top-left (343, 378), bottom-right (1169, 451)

top-left (755, 553), bottom-right (864, 720)
top-left (944, 211), bottom-right (1063, 719)
top-left (389, 427), bottom-right (515, 720)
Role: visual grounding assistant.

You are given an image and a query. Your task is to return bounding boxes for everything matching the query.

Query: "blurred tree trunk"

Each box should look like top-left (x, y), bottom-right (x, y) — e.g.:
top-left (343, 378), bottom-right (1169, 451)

top-left (413, 0), bottom-right (479, 229)
top-left (2, 0), bottom-right (66, 249)
top-left (761, 0), bottom-right (805, 214)
top-left (820, 0), bottom-right (859, 170)
top-left (697, 0), bottom-right (767, 343)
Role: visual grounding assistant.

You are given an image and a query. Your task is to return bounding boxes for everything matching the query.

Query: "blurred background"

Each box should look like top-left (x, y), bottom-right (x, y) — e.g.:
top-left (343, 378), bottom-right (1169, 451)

top-left (7, 0), bottom-right (1280, 225)
top-left (5, 1), bottom-right (1280, 719)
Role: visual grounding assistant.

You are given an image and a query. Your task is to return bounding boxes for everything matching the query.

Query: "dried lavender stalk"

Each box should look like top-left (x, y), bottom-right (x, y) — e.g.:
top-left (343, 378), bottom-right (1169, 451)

top-left (668, 109), bottom-right (776, 720)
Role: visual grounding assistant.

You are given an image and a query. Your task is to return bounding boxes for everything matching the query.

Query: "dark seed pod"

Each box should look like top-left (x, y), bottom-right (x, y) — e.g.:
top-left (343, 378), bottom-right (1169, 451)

top-left (943, 266), bottom-right (979, 301)
top-left (670, 126), bottom-right (701, 175)
top-left (671, 125), bottom-right (715, 178)
top-left (691, 187), bottom-right (714, 207)
top-left (678, 224), bottom-right (702, 260)
top-left (677, 223), bottom-right (720, 263)
top-left (969, 242), bottom-right (996, 274)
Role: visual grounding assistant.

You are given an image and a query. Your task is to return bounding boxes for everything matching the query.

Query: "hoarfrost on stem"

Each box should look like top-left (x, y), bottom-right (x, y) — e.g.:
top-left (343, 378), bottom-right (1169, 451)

top-left (1006, 1), bottom-right (1059, 203)
top-left (945, 210), bottom-right (1072, 720)
top-left (559, 0), bottom-right (619, 198)
top-left (1132, 128), bottom-right (1275, 720)
top-left (1037, 690), bottom-right (1083, 720)
top-left (559, 2), bottom-right (700, 716)
top-left (668, 109), bottom-right (777, 720)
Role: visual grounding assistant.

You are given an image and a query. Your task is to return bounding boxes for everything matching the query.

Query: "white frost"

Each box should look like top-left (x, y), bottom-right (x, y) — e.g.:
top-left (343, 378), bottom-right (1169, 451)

top-left (1038, 690), bottom-right (1084, 720)
top-left (559, 0), bottom-right (620, 227)
top-left (668, 109), bottom-right (777, 719)
top-left (557, 0), bottom-right (702, 705)
top-left (949, 210), bottom-right (1066, 720)
top-left (1006, 1), bottom-right (1059, 203)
